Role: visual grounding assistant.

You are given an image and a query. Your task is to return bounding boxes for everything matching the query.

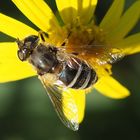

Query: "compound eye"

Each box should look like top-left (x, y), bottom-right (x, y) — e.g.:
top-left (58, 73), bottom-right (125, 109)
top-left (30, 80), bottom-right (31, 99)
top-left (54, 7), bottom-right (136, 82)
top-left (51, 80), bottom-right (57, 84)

top-left (17, 49), bottom-right (29, 61)
top-left (17, 50), bottom-right (25, 61)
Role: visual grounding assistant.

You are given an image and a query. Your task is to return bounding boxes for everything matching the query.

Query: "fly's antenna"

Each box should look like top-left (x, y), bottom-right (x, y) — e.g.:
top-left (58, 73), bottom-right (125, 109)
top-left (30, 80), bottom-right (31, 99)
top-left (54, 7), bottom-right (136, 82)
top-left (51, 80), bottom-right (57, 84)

top-left (16, 38), bottom-right (23, 49)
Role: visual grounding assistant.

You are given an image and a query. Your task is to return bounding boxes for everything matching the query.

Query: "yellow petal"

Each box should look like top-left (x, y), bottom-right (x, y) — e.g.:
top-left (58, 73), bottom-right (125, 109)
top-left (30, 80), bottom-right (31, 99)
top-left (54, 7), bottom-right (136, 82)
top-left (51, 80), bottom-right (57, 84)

top-left (94, 76), bottom-right (130, 99)
top-left (100, 0), bottom-right (124, 32)
top-left (77, 0), bottom-right (97, 24)
top-left (116, 33), bottom-right (140, 55)
top-left (62, 89), bottom-right (85, 123)
top-left (0, 13), bottom-right (37, 38)
top-left (0, 42), bottom-right (36, 83)
top-left (12, 0), bottom-right (58, 31)
top-left (56, 0), bottom-right (78, 25)
top-left (56, 0), bottom-right (97, 25)
top-left (106, 1), bottom-right (140, 42)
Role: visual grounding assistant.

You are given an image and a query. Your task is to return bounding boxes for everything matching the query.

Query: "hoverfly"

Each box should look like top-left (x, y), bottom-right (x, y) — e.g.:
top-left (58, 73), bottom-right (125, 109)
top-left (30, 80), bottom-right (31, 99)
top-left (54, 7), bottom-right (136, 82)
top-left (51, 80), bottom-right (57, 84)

top-left (16, 31), bottom-right (122, 131)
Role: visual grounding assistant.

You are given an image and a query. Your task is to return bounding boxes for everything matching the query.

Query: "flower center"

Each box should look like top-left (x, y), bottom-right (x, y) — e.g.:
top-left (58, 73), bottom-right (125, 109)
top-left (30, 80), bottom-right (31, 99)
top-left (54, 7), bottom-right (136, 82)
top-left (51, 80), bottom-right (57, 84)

top-left (65, 23), bottom-right (107, 62)
top-left (68, 24), bottom-right (105, 47)
top-left (65, 22), bottom-right (124, 66)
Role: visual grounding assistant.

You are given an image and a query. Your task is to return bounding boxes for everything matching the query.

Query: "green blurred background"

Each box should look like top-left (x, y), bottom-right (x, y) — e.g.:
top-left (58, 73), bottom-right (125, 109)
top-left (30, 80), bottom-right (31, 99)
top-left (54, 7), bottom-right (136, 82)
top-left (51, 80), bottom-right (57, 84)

top-left (0, 0), bottom-right (140, 140)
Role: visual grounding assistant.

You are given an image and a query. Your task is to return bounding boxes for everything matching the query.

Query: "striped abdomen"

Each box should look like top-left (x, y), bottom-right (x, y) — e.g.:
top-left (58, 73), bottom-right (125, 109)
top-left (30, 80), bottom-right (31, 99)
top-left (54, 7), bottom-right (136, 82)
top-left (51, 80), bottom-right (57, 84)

top-left (59, 57), bottom-right (98, 89)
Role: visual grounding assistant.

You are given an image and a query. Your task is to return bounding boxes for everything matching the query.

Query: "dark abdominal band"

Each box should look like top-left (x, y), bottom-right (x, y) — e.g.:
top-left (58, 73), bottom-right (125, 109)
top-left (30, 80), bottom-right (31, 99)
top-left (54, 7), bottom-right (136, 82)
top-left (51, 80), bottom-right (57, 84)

top-left (59, 61), bottom-right (97, 89)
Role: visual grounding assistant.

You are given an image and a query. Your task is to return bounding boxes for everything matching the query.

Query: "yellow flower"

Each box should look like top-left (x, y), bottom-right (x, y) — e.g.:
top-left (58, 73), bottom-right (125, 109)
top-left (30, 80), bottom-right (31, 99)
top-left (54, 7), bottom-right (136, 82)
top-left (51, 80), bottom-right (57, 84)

top-left (0, 0), bottom-right (140, 129)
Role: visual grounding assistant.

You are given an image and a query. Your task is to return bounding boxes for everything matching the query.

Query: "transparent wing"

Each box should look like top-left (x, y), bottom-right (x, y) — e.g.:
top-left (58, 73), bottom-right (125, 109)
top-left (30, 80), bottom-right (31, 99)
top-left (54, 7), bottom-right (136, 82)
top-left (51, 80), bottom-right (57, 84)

top-left (39, 75), bottom-right (85, 131)
top-left (66, 44), bottom-right (124, 65)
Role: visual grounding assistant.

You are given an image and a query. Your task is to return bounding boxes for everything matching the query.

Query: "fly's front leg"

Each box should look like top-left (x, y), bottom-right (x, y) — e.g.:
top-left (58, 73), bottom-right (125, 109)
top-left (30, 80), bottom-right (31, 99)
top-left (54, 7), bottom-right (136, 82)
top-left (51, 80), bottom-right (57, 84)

top-left (38, 30), bottom-right (49, 42)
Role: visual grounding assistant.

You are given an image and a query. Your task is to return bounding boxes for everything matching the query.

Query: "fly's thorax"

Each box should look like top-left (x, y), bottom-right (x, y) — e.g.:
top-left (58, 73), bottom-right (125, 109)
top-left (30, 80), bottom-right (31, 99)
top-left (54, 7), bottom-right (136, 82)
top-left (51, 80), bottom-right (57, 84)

top-left (28, 44), bottom-right (60, 75)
